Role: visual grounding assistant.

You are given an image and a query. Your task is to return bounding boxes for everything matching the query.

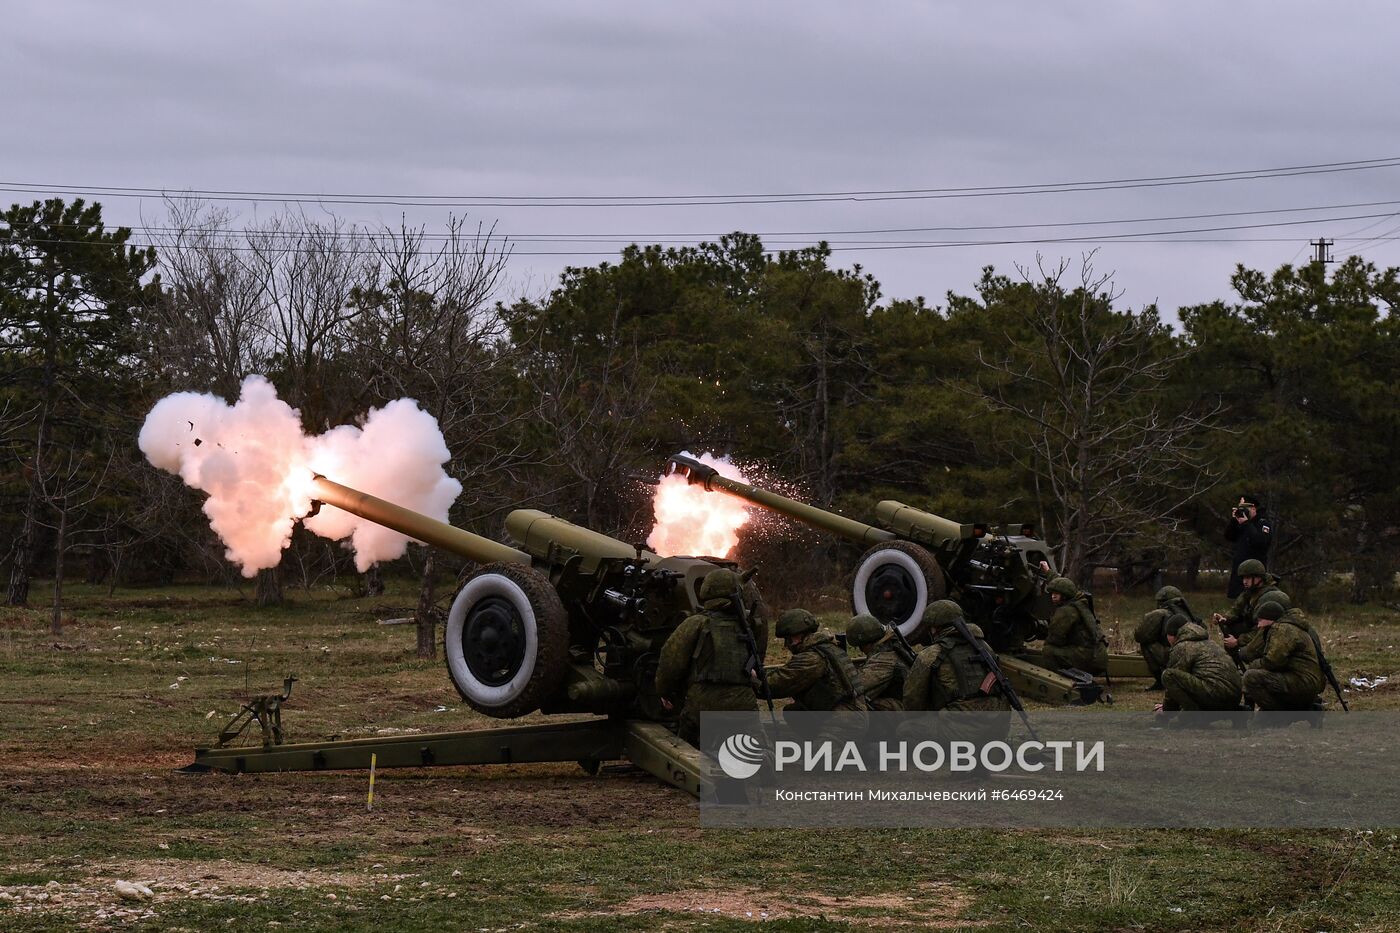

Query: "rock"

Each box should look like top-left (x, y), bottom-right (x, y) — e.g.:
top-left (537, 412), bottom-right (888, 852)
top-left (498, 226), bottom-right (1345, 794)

top-left (326, 893), bottom-right (337, 901)
top-left (116, 880), bottom-right (149, 901)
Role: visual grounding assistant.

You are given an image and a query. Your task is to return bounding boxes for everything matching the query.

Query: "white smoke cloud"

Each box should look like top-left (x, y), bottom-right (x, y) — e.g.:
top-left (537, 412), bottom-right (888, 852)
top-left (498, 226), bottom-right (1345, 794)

top-left (646, 450), bottom-right (752, 558)
top-left (139, 375), bottom-right (462, 576)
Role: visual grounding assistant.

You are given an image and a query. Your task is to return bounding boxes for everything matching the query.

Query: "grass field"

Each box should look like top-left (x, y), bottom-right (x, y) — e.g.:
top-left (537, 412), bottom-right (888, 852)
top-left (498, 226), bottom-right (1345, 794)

top-left (2, 581), bottom-right (1398, 931)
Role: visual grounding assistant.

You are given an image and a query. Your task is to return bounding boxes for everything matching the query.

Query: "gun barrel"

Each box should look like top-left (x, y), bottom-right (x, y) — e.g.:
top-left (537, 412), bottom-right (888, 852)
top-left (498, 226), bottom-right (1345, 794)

top-left (310, 475), bottom-right (530, 566)
top-left (665, 454), bottom-right (894, 546)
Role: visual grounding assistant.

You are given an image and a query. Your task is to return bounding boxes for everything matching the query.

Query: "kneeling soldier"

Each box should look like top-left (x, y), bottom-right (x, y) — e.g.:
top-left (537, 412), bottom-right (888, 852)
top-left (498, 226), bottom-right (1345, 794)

top-left (1136, 586), bottom-right (1200, 690)
top-left (1157, 614), bottom-right (1242, 713)
top-left (1213, 558), bottom-right (1286, 663)
top-left (846, 613), bottom-right (913, 711)
top-left (903, 600), bottom-right (1011, 744)
top-left (1042, 577), bottom-right (1109, 675)
top-left (654, 568), bottom-right (762, 746)
top-left (764, 609), bottom-right (869, 711)
top-left (1241, 600), bottom-right (1324, 711)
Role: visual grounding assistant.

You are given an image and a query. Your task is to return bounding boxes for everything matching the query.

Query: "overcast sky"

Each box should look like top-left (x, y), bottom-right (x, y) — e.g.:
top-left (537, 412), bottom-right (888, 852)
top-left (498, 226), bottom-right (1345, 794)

top-left (5, 1), bottom-right (1400, 316)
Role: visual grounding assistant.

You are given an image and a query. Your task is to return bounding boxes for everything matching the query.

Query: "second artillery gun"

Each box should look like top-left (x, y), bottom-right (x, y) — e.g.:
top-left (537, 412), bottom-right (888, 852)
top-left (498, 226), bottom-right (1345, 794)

top-left (187, 474), bottom-right (746, 794)
top-left (665, 454), bottom-right (1150, 703)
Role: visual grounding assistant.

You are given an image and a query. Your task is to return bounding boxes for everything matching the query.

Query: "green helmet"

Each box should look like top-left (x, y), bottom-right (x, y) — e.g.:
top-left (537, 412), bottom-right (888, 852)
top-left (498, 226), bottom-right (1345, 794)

top-left (1155, 585), bottom-right (1184, 606)
top-left (1047, 577), bottom-right (1079, 598)
top-left (775, 608), bottom-right (818, 638)
top-left (922, 599), bottom-right (964, 630)
top-left (1256, 600), bottom-right (1286, 621)
top-left (845, 614), bottom-right (886, 647)
top-left (1237, 559), bottom-right (1267, 577)
top-left (698, 569), bottom-right (739, 603)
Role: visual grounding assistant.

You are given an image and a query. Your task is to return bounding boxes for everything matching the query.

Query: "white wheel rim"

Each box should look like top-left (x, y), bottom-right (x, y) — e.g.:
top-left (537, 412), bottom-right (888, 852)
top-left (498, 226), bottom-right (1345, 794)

top-left (852, 548), bottom-right (930, 638)
top-left (445, 574), bottom-right (540, 707)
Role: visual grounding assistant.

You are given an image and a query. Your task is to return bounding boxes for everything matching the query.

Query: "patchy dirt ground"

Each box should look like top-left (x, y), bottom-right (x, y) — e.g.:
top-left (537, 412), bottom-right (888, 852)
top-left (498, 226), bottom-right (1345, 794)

top-left (2, 583), bottom-right (1399, 931)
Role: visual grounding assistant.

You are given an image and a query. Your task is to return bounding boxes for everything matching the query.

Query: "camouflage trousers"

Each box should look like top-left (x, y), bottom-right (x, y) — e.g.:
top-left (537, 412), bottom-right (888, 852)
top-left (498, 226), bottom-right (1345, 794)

top-left (866, 695), bottom-right (905, 712)
top-left (676, 683), bottom-right (758, 747)
top-left (1137, 641), bottom-right (1170, 682)
top-left (1161, 669), bottom-right (1240, 712)
top-left (1041, 642), bottom-right (1109, 676)
top-left (1242, 669), bottom-right (1320, 712)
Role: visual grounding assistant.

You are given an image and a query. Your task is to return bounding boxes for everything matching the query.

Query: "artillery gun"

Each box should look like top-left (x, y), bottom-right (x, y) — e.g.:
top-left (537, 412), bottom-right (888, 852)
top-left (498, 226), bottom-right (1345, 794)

top-left (187, 474), bottom-right (738, 795)
top-left (665, 454), bottom-right (1150, 703)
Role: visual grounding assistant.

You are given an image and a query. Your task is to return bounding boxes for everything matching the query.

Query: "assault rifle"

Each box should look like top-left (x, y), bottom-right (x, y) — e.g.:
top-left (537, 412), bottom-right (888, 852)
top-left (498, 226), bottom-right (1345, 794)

top-left (734, 572), bottom-right (775, 718)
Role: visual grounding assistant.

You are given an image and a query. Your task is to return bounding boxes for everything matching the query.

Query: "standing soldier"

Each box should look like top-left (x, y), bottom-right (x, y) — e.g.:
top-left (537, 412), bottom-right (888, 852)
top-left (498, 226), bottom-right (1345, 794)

top-left (1224, 494), bottom-right (1273, 599)
top-left (763, 609), bottom-right (869, 711)
top-left (1212, 559), bottom-right (1285, 663)
top-left (1155, 614), bottom-right (1242, 716)
top-left (845, 614), bottom-right (913, 711)
top-left (1041, 577), bottom-right (1109, 675)
top-left (1240, 600), bottom-right (1324, 711)
top-left (654, 568), bottom-right (763, 746)
top-left (1135, 586), bottom-right (1200, 691)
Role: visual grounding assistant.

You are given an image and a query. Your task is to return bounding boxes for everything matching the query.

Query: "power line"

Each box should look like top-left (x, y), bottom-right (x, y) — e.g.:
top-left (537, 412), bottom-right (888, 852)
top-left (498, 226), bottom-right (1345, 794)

top-left (5, 156), bottom-right (1400, 208)
top-left (15, 198), bottom-right (1400, 244)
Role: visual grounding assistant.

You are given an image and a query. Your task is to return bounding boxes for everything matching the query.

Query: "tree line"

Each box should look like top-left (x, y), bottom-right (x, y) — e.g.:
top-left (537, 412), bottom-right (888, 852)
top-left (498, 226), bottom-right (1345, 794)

top-left (4, 197), bottom-right (1399, 639)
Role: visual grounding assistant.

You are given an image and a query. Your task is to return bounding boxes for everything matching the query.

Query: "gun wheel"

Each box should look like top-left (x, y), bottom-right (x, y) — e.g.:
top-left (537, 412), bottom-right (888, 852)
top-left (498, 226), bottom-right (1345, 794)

top-left (445, 562), bottom-right (570, 718)
top-left (851, 541), bottom-right (947, 641)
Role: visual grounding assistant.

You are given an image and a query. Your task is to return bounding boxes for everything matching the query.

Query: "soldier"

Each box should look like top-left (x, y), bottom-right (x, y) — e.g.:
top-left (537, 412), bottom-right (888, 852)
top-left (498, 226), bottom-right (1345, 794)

top-left (1041, 577), bottom-right (1109, 675)
top-left (654, 568), bottom-right (763, 746)
top-left (1155, 614), bottom-right (1242, 715)
top-left (1135, 585), bottom-right (1200, 690)
top-left (763, 609), bottom-right (869, 711)
top-left (1212, 558), bottom-right (1285, 663)
top-left (845, 613), bottom-right (913, 711)
top-left (1241, 600), bottom-right (1325, 711)
top-left (903, 600), bottom-right (1012, 746)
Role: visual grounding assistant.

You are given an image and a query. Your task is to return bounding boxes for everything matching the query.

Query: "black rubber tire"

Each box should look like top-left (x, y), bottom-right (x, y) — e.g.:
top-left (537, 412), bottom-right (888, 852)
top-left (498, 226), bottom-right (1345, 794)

top-left (851, 540), bottom-right (947, 641)
top-left (444, 562), bottom-right (570, 718)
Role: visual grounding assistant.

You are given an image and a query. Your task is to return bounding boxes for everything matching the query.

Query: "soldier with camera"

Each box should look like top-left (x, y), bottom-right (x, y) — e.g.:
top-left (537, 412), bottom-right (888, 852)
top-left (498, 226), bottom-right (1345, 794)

top-left (1224, 494), bottom-right (1273, 598)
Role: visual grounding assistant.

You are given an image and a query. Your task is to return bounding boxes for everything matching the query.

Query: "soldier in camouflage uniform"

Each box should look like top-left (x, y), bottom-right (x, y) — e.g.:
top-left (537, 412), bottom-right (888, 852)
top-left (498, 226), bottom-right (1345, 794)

top-left (1241, 600), bottom-right (1324, 711)
top-left (1157, 614), bottom-right (1242, 713)
top-left (1212, 558), bottom-right (1285, 663)
top-left (1136, 586), bottom-right (1199, 690)
top-left (763, 609), bottom-right (869, 711)
top-left (654, 568), bottom-right (764, 746)
top-left (846, 614), bottom-right (913, 711)
top-left (1041, 577), bottom-right (1109, 675)
top-left (903, 600), bottom-right (1011, 744)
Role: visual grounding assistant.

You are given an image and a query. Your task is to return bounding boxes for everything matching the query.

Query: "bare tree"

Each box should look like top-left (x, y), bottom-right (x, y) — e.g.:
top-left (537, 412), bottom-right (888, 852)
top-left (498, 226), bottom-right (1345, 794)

top-left (347, 217), bottom-right (521, 657)
top-left (959, 255), bottom-right (1222, 583)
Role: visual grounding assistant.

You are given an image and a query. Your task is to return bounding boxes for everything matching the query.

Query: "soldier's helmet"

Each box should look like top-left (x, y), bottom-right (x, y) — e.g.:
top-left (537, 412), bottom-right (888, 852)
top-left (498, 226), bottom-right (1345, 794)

top-left (1047, 576), bottom-right (1079, 598)
top-left (698, 568), bottom-right (740, 603)
top-left (1155, 585), bottom-right (1184, 605)
top-left (845, 614), bottom-right (886, 647)
top-left (1237, 558), bottom-right (1267, 578)
top-left (1256, 600), bottom-right (1286, 621)
top-left (1164, 613), bottom-right (1192, 639)
top-left (775, 608), bottom-right (819, 638)
top-left (922, 598), bottom-right (964, 630)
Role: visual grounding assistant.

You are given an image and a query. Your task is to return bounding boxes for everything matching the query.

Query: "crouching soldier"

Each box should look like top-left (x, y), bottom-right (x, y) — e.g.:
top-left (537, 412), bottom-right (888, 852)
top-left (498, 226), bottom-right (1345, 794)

top-left (654, 568), bottom-right (762, 746)
top-left (1241, 600), bottom-right (1324, 711)
top-left (1212, 559), bottom-right (1285, 663)
top-left (845, 614), bottom-right (913, 711)
top-left (1136, 586), bottom-right (1200, 690)
top-left (764, 609), bottom-right (869, 711)
top-left (1042, 577), bottom-right (1109, 675)
top-left (903, 600), bottom-right (1012, 747)
top-left (1156, 614), bottom-right (1242, 714)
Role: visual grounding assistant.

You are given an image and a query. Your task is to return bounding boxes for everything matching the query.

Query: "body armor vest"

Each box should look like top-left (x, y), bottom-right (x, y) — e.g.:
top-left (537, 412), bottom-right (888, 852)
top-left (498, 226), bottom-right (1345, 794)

top-left (691, 612), bottom-right (752, 686)
top-left (929, 633), bottom-right (999, 706)
top-left (795, 641), bottom-right (864, 710)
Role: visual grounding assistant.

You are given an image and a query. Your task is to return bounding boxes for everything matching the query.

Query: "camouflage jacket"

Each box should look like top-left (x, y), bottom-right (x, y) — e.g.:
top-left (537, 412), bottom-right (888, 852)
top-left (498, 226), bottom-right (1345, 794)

top-left (903, 623), bottom-right (1008, 712)
top-left (1220, 578), bottom-right (1285, 638)
top-left (1135, 608), bottom-right (1170, 645)
top-left (856, 641), bottom-right (910, 706)
top-left (1166, 622), bottom-right (1242, 694)
top-left (655, 598), bottom-right (765, 702)
top-left (765, 630), bottom-right (866, 711)
top-left (1245, 615), bottom-right (1324, 694)
top-left (1046, 595), bottom-right (1106, 651)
